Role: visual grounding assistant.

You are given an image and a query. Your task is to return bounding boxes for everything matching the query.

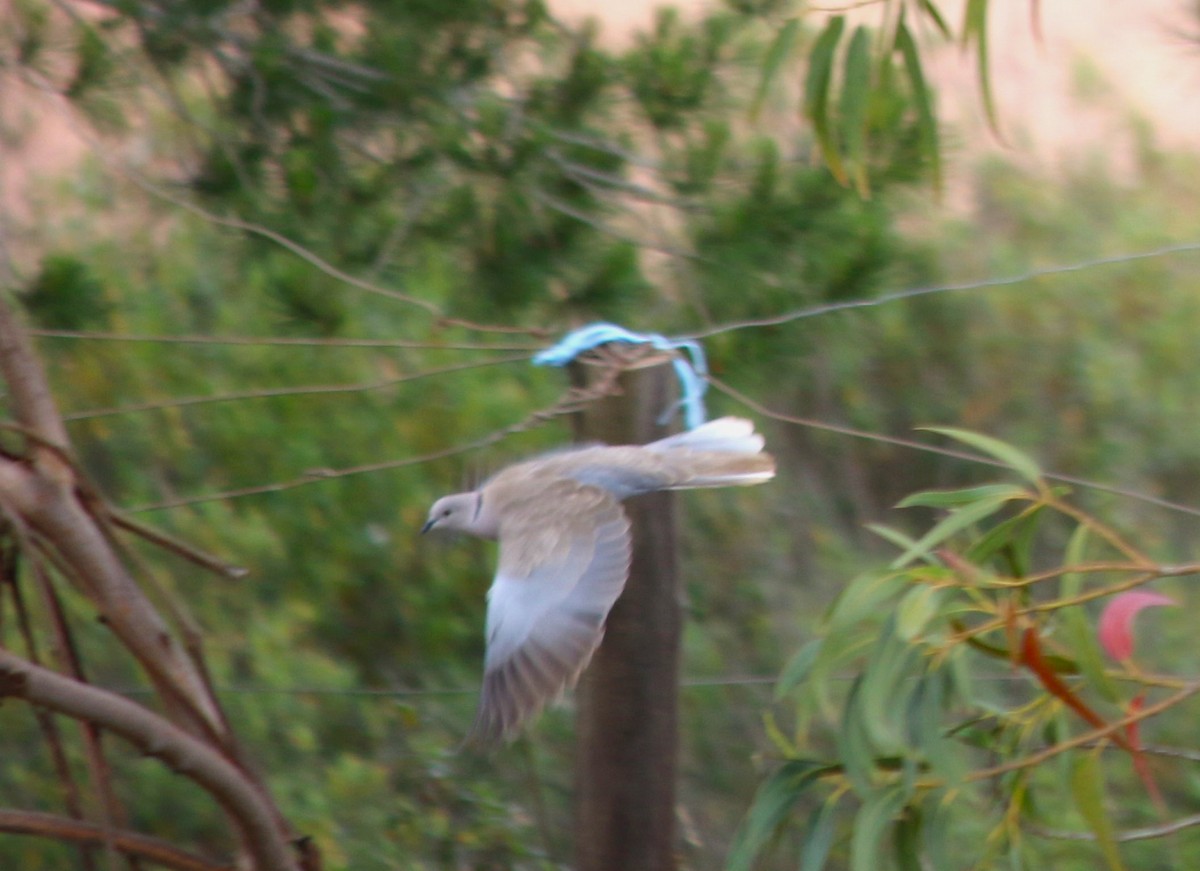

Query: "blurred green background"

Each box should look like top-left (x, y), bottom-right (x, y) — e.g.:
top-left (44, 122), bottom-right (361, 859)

top-left (2, 1), bottom-right (1199, 868)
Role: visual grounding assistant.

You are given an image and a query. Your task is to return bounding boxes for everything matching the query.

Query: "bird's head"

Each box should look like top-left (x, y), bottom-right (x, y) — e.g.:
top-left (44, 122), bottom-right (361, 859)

top-left (421, 492), bottom-right (480, 535)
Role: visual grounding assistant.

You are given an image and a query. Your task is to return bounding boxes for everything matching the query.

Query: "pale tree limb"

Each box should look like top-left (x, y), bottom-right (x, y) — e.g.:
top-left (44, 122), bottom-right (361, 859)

top-left (0, 293), bottom-right (229, 740)
top-left (0, 650), bottom-right (300, 871)
top-left (0, 293), bottom-right (309, 867)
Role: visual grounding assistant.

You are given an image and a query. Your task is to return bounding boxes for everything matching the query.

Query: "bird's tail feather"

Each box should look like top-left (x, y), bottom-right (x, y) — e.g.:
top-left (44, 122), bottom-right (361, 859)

top-left (647, 416), bottom-right (765, 455)
top-left (648, 417), bottom-right (775, 488)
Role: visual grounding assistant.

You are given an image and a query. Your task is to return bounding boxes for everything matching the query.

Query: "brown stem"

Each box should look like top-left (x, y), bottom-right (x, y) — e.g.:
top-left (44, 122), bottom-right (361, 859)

top-left (969, 680), bottom-right (1200, 782)
top-left (1, 542), bottom-right (99, 871)
top-left (0, 808), bottom-right (233, 871)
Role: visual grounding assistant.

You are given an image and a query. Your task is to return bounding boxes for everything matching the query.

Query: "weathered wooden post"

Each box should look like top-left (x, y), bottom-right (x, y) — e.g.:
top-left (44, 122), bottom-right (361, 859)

top-left (569, 346), bottom-right (681, 871)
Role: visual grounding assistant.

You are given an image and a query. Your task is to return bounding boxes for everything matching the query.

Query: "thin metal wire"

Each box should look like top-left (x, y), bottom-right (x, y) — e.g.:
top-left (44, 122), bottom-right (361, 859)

top-left (62, 355), bottom-right (528, 421)
top-left (706, 374), bottom-right (1200, 519)
top-left (684, 241), bottom-right (1200, 340)
top-left (30, 329), bottom-right (540, 352)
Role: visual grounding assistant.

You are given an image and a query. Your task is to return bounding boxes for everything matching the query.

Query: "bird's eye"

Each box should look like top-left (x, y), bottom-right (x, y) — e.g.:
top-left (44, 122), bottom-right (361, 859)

top-left (441, 508), bottom-right (452, 517)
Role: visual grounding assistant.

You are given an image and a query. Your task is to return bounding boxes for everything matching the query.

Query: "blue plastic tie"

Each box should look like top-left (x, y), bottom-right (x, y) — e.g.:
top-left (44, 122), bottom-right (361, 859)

top-left (533, 322), bottom-right (708, 429)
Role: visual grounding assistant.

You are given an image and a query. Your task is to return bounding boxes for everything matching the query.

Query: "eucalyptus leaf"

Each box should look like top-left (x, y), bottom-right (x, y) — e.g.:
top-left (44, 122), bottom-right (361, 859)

top-left (800, 792), bottom-right (842, 871)
top-left (776, 637), bottom-right (824, 700)
top-left (895, 585), bottom-right (949, 640)
top-left (728, 759), bottom-right (836, 871)
top-left (850, 785), bottom-right (907, 871)
top-left (804, 15), bottom-right (848, 184)
top-left (897, 483), bottom-right (1028, 509)
top-left (1070, 749), bottom-right (1126, 871)
top-left (891, 494), bottom-right (1018, 569)
top-left (919, 426), bottom-right (1042, 483)
top-left (839, 26), bottom-right (872, 195)
top-left (751, 19), bottom-right (799, 119)
top-left (826, 569), bottom-right (908, 630)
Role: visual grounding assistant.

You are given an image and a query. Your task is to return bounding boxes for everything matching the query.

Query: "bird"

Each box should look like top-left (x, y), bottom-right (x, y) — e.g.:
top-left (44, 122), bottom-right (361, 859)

top-left (421, 416), bottom-right (775, 744)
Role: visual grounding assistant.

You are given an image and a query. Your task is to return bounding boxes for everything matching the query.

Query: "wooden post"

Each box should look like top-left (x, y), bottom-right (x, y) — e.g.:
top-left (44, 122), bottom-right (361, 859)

top-left (570, 347), bottom-right (681, 871)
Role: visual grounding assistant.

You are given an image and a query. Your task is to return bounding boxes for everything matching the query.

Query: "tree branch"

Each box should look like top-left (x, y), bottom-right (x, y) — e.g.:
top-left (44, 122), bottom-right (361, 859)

top-left (0, 651), bottom-right (300, 871)
top-left (0, 808), bottom-right (234, 871)
top-left (0, 295), bottom-right (69, 448)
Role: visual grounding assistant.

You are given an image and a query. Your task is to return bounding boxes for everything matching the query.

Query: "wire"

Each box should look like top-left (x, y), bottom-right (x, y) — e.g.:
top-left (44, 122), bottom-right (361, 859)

top-left (684, 241), bottom-right (1200, 340)
top-left (62, 355), bottom-right (528, 421)
top-left (109, 675), bottom-right (779, 699)
top-left (707, 375), bottom-right (1200, 518)
top-left (127, 373), bottom-right (623, 512)
top-left (30, 329), bottom-right (540, 352)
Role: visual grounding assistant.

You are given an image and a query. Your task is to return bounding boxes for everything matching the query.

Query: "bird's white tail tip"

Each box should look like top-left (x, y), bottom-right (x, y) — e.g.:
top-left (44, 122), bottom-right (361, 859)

top-left (649, 416), bottom-right (766, 455)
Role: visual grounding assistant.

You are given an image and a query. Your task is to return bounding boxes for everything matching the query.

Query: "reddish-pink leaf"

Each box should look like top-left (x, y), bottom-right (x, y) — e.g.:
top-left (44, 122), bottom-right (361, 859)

top-left (1097, 591), bottom-right (1176, 662)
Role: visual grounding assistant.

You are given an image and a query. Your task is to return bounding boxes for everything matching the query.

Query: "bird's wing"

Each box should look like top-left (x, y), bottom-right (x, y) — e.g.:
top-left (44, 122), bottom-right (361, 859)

top-left (470, 479), bottom-right (631, 744)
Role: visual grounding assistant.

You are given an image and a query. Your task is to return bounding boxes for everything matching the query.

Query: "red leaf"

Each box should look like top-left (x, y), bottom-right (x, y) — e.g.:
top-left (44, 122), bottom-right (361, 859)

top-left (1097, 591), bottom-right (1176, 662)
top-left (1020, 627), bottom-right (1111, 736)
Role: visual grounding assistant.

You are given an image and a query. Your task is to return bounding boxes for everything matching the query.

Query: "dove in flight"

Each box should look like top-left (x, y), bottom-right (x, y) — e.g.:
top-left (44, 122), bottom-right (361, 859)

top-left (421, 416), bottom-right (775, 743)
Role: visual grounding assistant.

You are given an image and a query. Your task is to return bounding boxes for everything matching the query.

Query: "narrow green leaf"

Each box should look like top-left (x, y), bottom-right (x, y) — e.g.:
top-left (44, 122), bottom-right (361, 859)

top-left (859, 622), bottom-right (919, 753)
top-left (915, 0), bottom-right (953, 39)
top-left (890, 494), bottom-right (1016, 569)
top-left (809, 629), bottom-right (873, 720)
top-left (894, 20), bottom-right (941, 193)
top-left (850, 786), bottom-right (907, 871)
top-left (965, 506), bottom-right (1042, 569)
top-left (838, 676), bottom-right (877, 796)
top-left (826, 569), bottom-right (907, 630)
top-left (1059, 526), bottom-right (1118, 702)
top-left (898, 483), bottom-right (1028, 509)
top-left (752, 19), bottom-right (800, 119)
top-left (866, 524), bottom-right (934, 562)
top-left (776, 637), bottom-right (823, 700)
top-left (1070, 749), bottom-right (1126, 871)
top-left (727, 759), bottom-right (835, 871)
top-left (919, 426), bottom-right (1042, 483)
top-left (908, 668), bottom-right (968, 786)
top-left (962, 0), bottom-right (1001, 136)
top-left (920, 791), bottom-right (952, 871)
top-left (804, 15), bottom-right (848, 184)
top-left (800, 792), bottom-right (841, 871)
top-left (894, 805), bottom-right (922, 871)
top-left (839, 26), bottom-right (872, 196)
top-left (895, 585), bottom-right (948, 640)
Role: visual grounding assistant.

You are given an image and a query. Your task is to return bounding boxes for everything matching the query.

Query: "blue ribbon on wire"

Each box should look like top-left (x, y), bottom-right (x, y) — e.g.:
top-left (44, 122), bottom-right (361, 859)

top-left (533, 322), bottom-right (708, 429)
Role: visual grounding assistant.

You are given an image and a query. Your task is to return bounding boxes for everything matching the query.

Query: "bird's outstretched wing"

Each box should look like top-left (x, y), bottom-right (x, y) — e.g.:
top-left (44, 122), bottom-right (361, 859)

top-left (470, 480), bottom-right (631, 744)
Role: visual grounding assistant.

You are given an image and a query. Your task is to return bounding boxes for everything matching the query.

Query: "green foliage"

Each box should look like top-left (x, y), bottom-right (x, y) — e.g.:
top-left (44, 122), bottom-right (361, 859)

top-left (1, 1), bottom-right (940, 867)
top-left (22, 254), bottom-right (111, 330)
top-left (743, 432), bottom-right (1198, 870)
top-left (10, 0), bottom-right (1195, 869)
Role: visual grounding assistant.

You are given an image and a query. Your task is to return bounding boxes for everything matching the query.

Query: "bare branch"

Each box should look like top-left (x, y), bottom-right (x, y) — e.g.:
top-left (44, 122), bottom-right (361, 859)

top-left (968, 680), bottom-right (1200, 782)
top-left (0, 651), bottom-right (300, 871)
top-left (0, 809), bottom-right (233, 871)
top-left (0, 449), bottom-right (231, 741)
top-left (106, 513), bottom-right (248, 580)
top-left (1029, 813), bottom-right (1200, 843)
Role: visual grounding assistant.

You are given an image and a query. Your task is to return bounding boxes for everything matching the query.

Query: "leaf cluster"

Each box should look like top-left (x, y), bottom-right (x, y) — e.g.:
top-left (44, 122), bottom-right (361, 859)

top-left (735, 431), bottom-right (1199, 870)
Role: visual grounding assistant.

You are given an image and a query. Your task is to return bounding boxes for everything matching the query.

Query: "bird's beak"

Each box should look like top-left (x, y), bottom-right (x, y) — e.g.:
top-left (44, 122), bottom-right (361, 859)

top-left (420, 518), bottom-right (436, 535)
